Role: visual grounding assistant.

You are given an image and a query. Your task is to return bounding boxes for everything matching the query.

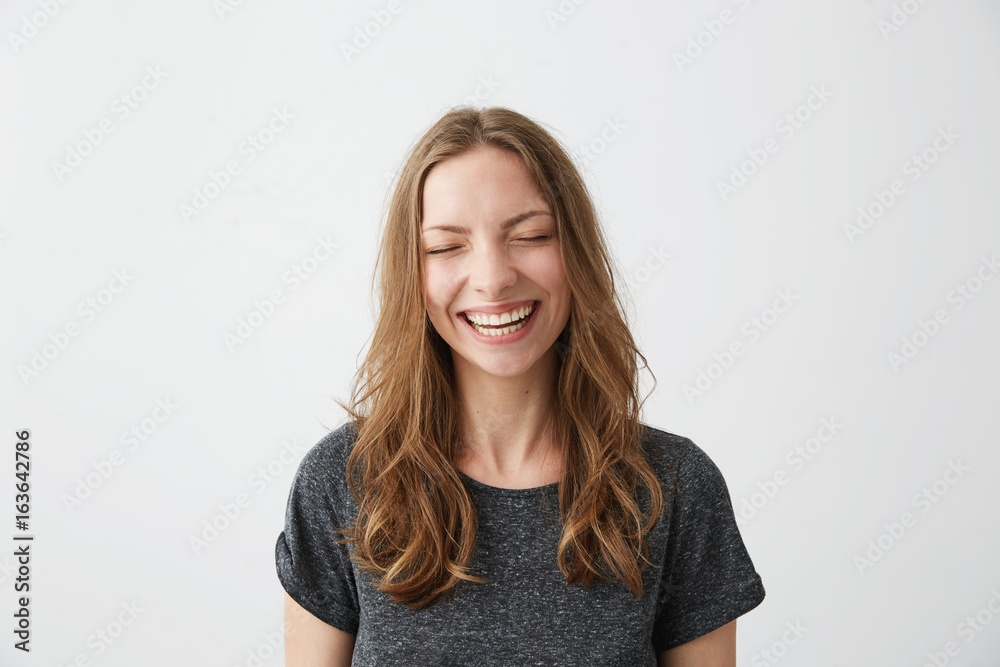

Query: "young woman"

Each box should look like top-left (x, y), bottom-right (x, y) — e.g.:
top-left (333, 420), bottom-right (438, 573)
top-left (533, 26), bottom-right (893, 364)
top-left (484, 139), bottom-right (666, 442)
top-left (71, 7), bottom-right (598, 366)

top-left (275, 106), bottom-right (765, 666)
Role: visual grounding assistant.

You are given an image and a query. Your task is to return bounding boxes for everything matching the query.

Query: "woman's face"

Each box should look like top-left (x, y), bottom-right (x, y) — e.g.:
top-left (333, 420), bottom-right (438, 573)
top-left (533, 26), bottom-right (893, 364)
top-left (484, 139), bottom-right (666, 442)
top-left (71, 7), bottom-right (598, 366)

top-left (420, 145), bottom-right (571, 381)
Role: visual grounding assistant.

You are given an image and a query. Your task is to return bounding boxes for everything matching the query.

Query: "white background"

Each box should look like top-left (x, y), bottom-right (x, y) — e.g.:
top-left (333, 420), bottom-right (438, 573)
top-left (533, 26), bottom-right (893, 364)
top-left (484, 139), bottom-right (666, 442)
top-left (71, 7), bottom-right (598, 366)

top-left (2, 0), bottom-right (999, 665)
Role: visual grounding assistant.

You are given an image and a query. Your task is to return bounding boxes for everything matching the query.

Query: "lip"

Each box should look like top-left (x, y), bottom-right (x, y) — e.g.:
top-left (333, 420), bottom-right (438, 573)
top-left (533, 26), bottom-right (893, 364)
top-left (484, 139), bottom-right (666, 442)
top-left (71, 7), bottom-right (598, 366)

top-left (458, 300), bottom-right (538, 317)
top-left (457, 301), bottom-right (540, 345)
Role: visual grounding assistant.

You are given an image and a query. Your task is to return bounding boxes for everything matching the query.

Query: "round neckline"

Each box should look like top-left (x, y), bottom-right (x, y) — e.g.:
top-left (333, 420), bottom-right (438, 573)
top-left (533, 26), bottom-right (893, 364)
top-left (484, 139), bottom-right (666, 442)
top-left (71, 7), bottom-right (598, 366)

top-left (457, 468), bottom-right (559, 496)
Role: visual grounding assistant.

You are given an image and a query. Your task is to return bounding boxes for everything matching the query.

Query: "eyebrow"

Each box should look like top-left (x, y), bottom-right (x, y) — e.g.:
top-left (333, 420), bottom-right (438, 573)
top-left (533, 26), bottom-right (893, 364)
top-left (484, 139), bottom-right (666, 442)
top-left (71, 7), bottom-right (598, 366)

top-left (422, 210), bottom-right (552, 235)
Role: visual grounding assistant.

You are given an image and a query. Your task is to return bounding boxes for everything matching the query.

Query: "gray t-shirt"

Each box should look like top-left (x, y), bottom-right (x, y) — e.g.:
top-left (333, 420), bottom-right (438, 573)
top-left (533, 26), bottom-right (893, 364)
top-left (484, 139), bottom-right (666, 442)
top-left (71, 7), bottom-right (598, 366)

top-left (275, 422), bottom-right (765, 666)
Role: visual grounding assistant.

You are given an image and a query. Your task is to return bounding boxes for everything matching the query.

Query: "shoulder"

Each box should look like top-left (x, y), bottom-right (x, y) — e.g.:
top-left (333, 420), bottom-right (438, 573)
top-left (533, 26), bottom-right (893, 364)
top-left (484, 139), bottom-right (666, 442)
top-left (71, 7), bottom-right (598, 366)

top-left (290, 421), bottom-right (360, 508)
top-left (640, 424), bottom-right (725, 479)
top-left (639, 423), bottom-right (735, 506)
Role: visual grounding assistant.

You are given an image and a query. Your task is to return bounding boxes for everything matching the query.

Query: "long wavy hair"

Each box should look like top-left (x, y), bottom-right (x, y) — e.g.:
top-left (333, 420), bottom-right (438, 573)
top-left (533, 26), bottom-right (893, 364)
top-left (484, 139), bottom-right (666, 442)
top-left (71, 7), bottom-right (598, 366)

top-left (333, 105), bottom-right (673, 610)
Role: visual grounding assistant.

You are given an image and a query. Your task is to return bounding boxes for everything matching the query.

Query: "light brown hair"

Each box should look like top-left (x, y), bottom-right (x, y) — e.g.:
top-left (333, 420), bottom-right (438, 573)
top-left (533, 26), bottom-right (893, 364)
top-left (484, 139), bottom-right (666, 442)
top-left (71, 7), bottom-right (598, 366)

top-left (334, 105), bottom-right (672, 609)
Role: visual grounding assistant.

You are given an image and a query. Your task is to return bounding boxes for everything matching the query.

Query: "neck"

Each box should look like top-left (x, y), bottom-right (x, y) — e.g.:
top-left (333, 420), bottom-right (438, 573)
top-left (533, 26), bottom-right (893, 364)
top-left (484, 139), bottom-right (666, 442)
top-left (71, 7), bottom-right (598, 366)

top-left (452, 347), bottom-right (561, 477)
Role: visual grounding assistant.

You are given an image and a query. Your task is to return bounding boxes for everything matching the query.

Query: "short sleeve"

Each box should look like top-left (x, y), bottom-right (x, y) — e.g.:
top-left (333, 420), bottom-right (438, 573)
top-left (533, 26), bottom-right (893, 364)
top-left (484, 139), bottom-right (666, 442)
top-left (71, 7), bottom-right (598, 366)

top-left (274, 434), bottom-right (360, 634)
top-left (652, 438), bottom-right (765, 651)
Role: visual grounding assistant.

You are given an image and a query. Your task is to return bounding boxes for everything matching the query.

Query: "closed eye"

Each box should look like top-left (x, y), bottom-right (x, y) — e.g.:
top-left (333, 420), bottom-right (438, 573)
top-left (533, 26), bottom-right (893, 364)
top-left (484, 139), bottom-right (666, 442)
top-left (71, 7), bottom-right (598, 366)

top-left (426, 236), bottom-right (550, 255)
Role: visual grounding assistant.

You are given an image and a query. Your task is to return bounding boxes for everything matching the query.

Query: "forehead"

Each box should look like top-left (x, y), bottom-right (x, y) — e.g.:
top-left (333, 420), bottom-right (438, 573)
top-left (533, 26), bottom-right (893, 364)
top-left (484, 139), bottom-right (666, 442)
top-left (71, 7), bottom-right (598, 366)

top-left (420, 147), bottom-right (549, 229)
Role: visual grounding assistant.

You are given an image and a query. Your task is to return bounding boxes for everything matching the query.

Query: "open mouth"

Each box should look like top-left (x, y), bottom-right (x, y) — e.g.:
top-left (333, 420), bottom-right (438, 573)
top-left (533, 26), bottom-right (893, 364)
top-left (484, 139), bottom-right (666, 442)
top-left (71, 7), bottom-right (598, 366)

top-left (461, 301), bottom-right (538, 337)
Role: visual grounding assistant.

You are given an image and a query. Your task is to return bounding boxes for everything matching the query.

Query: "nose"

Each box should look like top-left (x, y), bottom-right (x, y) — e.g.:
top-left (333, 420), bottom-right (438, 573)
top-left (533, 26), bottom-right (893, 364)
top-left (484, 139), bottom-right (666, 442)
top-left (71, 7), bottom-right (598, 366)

top-left (468, 242), bottom-right (516, 298)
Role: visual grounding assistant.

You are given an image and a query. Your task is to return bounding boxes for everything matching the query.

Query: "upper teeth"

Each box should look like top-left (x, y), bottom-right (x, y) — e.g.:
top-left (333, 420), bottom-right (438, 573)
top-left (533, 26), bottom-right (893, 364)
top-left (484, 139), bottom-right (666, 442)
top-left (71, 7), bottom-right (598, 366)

top-left (465, 303), bottom-right (535, 326)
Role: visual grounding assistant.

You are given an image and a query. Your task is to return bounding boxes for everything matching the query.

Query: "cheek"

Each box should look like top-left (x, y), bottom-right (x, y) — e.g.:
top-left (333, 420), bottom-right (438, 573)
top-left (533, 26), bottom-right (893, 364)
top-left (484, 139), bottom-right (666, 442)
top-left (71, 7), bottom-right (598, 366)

top-left (423, 265), bottom-right (462, 313)
top-left (535, 248), bottom-right (570, 292)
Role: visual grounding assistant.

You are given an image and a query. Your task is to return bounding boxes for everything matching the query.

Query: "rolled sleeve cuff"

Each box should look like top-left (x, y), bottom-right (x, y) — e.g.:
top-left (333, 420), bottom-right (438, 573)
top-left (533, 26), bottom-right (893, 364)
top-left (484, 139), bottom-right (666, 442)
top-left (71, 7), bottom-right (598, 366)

top-left (654, 574), bottom-right (766, 652)
top-left (275, 532), bottom-right (360, 635)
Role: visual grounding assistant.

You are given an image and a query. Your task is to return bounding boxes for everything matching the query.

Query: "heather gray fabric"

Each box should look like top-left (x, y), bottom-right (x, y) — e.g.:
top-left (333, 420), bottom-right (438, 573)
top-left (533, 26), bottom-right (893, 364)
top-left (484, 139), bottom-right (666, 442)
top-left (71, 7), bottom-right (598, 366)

top-left (275, 422), bottom-right (765, 666)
